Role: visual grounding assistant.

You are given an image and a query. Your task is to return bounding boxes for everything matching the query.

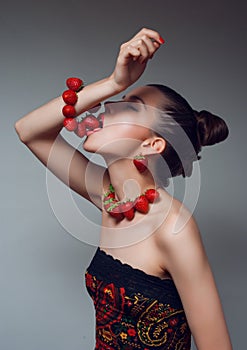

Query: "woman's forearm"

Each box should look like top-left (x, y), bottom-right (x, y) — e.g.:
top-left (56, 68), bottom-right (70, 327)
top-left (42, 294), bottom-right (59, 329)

top-left (15, 28), bottom-right (164, 144)
top-left (15, 76), bottom-right (122, 143)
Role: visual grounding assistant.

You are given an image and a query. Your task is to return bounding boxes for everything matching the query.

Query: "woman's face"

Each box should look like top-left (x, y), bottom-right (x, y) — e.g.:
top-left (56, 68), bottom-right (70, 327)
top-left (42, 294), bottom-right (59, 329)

top-left (83, 86), bottom-right (165, 158)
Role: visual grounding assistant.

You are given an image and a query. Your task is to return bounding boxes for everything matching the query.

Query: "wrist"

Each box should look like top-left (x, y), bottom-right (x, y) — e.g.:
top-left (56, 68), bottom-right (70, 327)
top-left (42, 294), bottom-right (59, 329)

top-left (107, 74), bottom-right (128, 94)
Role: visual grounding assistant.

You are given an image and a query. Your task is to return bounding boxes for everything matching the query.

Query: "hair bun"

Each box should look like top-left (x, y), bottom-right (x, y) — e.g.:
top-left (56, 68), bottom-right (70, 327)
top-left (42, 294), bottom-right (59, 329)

top-left (194, 110), bottom-right (229, 147)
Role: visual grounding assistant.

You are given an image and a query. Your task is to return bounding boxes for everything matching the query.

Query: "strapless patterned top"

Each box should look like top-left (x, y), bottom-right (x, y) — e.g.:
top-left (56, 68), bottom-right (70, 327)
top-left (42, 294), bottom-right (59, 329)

top-left (85, 247), bottom-right (191, 350)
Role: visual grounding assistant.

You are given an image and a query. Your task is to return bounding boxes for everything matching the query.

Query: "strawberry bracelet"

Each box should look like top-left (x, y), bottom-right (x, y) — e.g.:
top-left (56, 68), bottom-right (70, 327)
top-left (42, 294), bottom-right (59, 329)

top-left (62, 77), bottom-right (103, 137)
top-left (62, 77), bottom-right (84, 131)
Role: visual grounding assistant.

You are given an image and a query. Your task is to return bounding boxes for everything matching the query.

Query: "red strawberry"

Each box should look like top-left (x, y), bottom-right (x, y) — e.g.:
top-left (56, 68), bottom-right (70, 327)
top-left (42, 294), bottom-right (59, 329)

top-left (75, 120), bottom-right (86, 137)
top-left (66, 77), bottom-right (84, 92)
top-left (63, 118), bottom-right (78, 131)
top-left (83, 115), bottom-right (100, 130)
top-left (134, 195), bottom-right (149, 214)
top-left (133, 155), bottom-right (148, 173)
top-left (103, 196), bottom-right (116, 210)
top-left (107, 203), bottom-right (124, 221)
top-left (104, 184), bottom-right (115, 197)
top-left (104, 192), bottom-right (116, 202)
top-left (145, 189), bottom-right (159, 203)
top-left (62, 90), bottom-right (78, 105)
top-left (62, 105), bottom-right (76, 118)
top-left (121, 201), bottom-right (135, 221)
top-left (104, 198), bottom-right (116, 211)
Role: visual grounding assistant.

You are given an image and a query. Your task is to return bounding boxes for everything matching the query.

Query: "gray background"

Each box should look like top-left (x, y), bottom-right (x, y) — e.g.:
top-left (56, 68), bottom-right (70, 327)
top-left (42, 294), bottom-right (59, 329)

top-left (1, 0), bottom-right (246, 349)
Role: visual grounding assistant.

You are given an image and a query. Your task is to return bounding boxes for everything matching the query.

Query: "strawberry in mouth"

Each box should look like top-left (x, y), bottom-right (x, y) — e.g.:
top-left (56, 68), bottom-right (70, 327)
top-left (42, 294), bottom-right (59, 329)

top-left (83, 115), bottom-right (100, 135)
top-left (73, 112), bottom-right (104, 138)
top-left (62, 77), bottom-right (104, 137)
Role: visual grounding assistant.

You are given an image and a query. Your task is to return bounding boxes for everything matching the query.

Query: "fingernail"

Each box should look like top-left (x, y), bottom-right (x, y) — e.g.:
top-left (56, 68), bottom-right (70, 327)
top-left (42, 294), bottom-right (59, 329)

top-left (159, 36), bottom-right (165, 44)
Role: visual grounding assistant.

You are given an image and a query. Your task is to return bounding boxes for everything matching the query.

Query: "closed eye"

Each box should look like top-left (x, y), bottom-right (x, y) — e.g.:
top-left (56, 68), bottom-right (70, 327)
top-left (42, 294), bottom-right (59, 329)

top-left (125, 103), bottom-right (139, 111)
top-left (122, 94), bottom-right (146, 111)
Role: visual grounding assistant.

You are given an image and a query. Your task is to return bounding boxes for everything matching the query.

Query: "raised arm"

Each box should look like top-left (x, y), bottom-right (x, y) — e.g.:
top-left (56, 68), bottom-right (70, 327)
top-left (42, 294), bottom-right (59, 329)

top-left (15, 28), bottom-right (164, 207)
top-left (14, 78), bottom-right (123, 207)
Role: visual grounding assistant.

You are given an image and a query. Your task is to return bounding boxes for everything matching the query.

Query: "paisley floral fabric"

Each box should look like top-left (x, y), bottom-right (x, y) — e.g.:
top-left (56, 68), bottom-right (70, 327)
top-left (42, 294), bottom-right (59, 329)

top-left (85, 248), bottom-right (191, 349)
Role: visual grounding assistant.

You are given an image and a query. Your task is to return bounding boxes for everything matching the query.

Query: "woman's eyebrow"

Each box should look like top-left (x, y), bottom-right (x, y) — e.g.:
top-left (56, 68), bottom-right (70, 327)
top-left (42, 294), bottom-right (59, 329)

top-left (122, 95), bottom-right (147, 109)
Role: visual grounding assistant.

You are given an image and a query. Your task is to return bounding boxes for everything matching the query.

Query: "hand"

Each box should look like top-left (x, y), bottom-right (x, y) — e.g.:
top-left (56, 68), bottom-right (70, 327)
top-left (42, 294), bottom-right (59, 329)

top-left (110, 28), bottom-right (165, 92)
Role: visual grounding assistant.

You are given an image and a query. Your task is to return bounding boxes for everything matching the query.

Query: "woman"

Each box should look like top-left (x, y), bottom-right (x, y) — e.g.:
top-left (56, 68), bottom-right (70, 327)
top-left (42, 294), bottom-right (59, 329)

top-left (15, 28), bottom-right (232, 349)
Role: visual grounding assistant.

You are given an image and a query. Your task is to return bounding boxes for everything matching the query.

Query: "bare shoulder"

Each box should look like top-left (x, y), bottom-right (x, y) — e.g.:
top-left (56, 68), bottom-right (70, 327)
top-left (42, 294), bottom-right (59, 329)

top-left (154, 196), bottom-right (233, 350)
top-left (158, 196), bottom-right (210, 278)
top-left (156, 195), bottom-right (205, 259)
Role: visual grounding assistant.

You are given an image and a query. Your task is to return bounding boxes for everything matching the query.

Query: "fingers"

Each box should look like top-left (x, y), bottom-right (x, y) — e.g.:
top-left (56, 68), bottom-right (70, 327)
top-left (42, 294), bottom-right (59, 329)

top-left (127, 44), bottom-right (143, 62)
top-left (121, 27), bottom-right (165, 64)
top-left (129, 39), bottom-right (149, 63)
top-left (133, 27), bottom-right (165, 45)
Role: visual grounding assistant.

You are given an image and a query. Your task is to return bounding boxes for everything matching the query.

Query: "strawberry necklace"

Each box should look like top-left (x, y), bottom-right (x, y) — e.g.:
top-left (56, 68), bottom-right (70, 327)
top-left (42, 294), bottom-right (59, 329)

top-left (103, 184), bottom-right (160, 221)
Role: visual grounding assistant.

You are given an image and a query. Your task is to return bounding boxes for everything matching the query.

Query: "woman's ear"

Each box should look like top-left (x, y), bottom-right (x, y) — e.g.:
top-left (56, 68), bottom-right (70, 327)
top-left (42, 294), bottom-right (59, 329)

top-left (151, 137), bottom-right (166, 154)
top-left (141, 136), bottom-right (166, 155)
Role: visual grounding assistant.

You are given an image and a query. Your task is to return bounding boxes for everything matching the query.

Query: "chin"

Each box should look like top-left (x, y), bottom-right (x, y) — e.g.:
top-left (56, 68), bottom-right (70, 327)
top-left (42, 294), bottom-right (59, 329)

top-left (82, 138), bottom-right (97, 153)
top-left (82, 136), bottom-right (106, 155)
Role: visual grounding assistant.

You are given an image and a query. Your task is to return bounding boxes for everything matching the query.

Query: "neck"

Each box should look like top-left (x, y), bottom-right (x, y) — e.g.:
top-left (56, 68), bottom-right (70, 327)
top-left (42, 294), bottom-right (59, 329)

top-left (105, 158), bottom-right (157, 201)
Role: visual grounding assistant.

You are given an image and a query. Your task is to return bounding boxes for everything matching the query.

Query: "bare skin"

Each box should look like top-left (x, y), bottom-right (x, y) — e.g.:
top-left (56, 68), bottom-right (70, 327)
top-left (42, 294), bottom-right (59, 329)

top-left (15, 28), bottom-right (232, 350)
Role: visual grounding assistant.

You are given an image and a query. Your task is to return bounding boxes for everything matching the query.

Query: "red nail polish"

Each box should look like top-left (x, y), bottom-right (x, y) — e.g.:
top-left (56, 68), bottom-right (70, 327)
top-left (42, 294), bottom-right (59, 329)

top-left (159, 36), bottom-right (165, 44)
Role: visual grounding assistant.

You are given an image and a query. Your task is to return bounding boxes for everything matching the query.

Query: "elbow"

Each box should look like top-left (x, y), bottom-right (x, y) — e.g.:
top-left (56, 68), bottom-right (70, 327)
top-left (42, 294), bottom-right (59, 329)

top-left (15, 119), bottom-right (29, 144)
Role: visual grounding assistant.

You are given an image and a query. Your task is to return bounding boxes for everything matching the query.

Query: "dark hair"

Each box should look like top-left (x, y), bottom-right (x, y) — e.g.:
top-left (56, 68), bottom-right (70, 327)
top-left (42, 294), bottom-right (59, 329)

top-left (147, 84), bottom-right (229, 186)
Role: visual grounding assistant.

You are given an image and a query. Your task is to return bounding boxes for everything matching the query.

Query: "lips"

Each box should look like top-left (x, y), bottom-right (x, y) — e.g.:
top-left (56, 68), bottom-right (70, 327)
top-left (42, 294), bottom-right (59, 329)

top-left (86, 128), bottom-right (101, 136)
top-left (84, 113), bottom-right (104, 136)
